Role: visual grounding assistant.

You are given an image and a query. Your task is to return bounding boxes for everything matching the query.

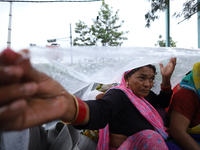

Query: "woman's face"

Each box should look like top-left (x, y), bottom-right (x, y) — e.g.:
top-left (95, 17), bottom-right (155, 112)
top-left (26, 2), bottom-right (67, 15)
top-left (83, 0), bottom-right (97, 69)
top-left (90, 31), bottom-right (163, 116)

top-left (126, 66), bottom-right (155, 97)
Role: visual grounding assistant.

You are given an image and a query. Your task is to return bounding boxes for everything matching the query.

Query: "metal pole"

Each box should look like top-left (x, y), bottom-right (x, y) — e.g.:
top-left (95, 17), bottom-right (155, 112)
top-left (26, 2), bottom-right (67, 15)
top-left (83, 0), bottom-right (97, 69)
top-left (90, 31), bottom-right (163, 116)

top-left (70, 23), bottom-right (73, 63)
top-left (7, 2), bottom-right (12, 48)
top-left (165, 0), bottom-right (170, 47)
top-left (70, 23), bottom-right (72, 47)
top-left (198, 0), bottom-right (200, 48)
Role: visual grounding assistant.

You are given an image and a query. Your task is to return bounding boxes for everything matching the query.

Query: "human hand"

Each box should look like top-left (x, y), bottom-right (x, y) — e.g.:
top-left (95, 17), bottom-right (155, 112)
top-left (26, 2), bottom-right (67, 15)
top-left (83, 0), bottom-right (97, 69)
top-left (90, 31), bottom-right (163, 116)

top-left (159, 57), bottom-right (176, 78)
top-left (0, 48), bottom-right (76, 131)
top-left (0, 48), bottom-right (37, 130)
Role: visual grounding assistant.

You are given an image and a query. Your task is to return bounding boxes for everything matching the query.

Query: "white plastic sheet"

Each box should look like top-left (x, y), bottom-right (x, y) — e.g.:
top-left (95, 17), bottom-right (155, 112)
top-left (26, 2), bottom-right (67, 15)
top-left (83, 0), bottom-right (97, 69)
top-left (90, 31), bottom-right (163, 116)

top-left (1, 46), bottom-right (200, 150)
top-left (29, 46), bottom-right (200, 99)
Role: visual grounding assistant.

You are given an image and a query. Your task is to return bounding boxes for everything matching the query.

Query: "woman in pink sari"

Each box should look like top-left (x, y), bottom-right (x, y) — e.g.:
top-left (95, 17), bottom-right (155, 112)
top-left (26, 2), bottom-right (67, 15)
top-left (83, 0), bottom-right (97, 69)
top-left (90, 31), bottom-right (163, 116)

top-left (74, 59), bottom-right (176, 149)
top-left (95, 66), bottom-right (170, 150)
top-left (0, 49), bottom-right (176, 149)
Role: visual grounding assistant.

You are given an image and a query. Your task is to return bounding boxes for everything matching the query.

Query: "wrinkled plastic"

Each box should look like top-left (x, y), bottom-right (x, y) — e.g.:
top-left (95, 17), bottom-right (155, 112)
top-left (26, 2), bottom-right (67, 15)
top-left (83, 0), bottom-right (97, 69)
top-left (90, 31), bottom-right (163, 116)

top-left (1, 46), bottom-right (200, 150)
top-left (29, 46), bottom-right (200, 99)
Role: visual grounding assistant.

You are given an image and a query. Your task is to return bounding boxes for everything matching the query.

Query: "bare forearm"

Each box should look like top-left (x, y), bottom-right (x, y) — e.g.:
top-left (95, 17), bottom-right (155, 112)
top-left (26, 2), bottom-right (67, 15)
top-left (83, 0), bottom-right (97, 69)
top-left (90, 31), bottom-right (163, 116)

top-left (161, 76), bottom-right (171, 93)
top-left (161, 76), bottom-right (171, 87)
top-left (171, 131), bottom-right (200, 150)
top-left (60, 92), bottom-right (90, 125)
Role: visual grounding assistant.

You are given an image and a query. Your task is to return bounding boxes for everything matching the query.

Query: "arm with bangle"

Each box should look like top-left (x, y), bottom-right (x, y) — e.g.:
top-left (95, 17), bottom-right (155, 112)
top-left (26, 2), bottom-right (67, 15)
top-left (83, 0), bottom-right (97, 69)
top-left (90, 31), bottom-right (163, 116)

top-left (61, 94), bottom-right (88, 125)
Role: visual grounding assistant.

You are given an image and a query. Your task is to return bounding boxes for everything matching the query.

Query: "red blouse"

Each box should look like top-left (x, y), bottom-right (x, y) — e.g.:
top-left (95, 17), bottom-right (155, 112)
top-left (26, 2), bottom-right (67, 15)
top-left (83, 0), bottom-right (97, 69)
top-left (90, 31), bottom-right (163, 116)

top-left (169, 88), bottom-right (200, 128)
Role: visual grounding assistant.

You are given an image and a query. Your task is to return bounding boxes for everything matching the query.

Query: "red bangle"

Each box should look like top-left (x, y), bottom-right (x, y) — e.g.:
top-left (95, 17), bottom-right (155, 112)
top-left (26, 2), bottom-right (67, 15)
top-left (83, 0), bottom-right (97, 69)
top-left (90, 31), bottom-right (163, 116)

top-left (161, 84), bottom-right (171, 92)
top-left (62, 94), bottom-right (87, 125)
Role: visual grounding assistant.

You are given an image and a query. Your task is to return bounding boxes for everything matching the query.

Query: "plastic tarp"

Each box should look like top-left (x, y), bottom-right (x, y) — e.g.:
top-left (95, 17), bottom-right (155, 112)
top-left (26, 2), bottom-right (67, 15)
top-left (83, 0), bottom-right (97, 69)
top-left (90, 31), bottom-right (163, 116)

top-left (1, 46), bottom-right (200, 150)
top-left (29, 46), bottom-right (200, 100)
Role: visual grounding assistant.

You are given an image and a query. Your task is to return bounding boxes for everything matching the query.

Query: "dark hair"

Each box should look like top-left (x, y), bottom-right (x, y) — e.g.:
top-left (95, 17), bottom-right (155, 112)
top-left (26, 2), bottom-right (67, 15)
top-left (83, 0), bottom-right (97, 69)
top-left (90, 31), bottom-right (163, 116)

top-left (124, 64), bottom-right (157, 80)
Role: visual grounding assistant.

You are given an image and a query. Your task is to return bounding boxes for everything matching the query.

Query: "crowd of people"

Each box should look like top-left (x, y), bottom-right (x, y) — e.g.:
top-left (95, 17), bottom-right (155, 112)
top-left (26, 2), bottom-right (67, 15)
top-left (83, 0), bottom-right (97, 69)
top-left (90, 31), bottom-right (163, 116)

top-left (0, 48), bottom-right (200, 150)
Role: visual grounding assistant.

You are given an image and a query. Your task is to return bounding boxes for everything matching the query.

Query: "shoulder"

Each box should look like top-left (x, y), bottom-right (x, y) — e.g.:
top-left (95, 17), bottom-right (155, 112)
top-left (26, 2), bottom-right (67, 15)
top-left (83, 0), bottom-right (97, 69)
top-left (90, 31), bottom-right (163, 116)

top-left (103, 88), bottom-right (129, 103)
top-left (170, 88), bottom-right (199, 120)
top-left (106, 88), bottom-right (126, 95)
top-left (173, 88), bottom-right (198, 100)
top-left (172, 88), bottom-right (199, 109)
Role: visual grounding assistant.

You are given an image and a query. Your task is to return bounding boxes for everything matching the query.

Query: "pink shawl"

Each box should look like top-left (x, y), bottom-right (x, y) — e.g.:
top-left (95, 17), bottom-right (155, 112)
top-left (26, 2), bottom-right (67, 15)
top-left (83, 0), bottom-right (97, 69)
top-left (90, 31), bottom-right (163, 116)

top-left (97, 71), bottom-right (168, 150)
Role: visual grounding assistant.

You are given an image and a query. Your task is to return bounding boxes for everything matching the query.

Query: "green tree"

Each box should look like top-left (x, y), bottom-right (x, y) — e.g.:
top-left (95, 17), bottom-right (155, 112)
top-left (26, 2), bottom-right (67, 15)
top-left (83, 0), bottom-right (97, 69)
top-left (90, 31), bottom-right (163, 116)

top-left (155, 35), bottom-right (177, 47)
top-left (73, 20), bottom-right (96, 46)
top-left (145, 0), bottom-right (200, 27)
top-left (73, 1), bottom-right (128, 46)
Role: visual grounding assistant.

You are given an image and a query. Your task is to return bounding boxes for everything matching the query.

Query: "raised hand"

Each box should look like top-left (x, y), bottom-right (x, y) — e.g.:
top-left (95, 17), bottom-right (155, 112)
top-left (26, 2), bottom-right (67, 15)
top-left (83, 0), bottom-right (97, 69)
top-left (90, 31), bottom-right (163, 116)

top-left (159, 57), bottom-right (176, 78)
top-left (159, 57), bottom-right (176, 87)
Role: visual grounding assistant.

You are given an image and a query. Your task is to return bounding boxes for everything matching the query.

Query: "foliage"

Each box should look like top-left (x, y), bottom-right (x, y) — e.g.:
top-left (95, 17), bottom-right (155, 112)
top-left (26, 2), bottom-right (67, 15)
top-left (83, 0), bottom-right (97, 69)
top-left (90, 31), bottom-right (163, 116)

top-left (73, 1), bottom-right (128, 46)
top-left (155, 35), bottom-right (177, 47)
top-left (73, 20), bottom-right (96, 46)
top-left (145, 0), bottom-right (200, 27)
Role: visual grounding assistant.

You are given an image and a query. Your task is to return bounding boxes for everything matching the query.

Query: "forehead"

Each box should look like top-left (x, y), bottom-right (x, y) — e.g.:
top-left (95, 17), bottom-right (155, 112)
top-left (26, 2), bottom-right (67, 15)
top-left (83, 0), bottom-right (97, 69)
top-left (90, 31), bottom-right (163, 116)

top-left (134, 66), bottom-right (155, 76)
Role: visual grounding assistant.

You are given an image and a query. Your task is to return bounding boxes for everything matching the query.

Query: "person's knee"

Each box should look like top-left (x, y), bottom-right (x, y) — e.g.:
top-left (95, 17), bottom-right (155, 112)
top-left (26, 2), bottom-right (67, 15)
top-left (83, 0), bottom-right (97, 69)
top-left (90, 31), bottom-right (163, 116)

top-left (138, 130), bottom-right (168, 150)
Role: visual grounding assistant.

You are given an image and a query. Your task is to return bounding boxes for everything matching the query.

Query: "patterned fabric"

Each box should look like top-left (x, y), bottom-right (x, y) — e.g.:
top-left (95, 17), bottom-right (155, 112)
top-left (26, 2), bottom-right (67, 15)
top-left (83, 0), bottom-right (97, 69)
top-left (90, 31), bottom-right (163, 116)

top-left (108, 130), bottom-right (169, 150)
top-left (180, 62), bottom-right (200, 99)
top-left (118, 130), bottom-right (168, 150)
top-left (96, 70), bottom-right (168, 150)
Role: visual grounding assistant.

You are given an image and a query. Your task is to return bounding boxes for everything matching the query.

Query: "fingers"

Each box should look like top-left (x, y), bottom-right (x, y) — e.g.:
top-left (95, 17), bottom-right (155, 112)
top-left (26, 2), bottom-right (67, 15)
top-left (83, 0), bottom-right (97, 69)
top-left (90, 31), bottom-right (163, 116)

top-left (0, 48), bottom-right (49, 84)
top-left (0, 48), bottom-right (22, 65)
top-left (0, 82), bottom-right (38, 106)
top-left (0, 65), bottom-right (24, 85)
top-left (159, 63), bottom-right (164, 69)
top-left (1, 96), bottom-right (67, 131)
top-left (0, 99), bottom-right (27, 131)
top-left (170, 57), bottom-right (176, 62)
top-left (170, 57), bottom-right (177, 66)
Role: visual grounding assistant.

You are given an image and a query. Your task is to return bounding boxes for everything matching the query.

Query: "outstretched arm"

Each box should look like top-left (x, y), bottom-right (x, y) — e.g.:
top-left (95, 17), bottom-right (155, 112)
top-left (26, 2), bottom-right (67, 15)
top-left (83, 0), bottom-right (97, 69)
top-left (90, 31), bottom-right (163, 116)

top-left (0, 48), bottom-right (89, 131)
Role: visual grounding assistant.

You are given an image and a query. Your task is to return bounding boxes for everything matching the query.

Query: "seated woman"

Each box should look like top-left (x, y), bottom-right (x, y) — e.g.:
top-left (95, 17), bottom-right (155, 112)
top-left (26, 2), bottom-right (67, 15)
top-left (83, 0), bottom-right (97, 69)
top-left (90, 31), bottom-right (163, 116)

top-left (0, 49), bottom-right (176, 149)
top-left (74, 61), bottom-right (175, 150)
top-left (168, 62), bottom-right (200, 150)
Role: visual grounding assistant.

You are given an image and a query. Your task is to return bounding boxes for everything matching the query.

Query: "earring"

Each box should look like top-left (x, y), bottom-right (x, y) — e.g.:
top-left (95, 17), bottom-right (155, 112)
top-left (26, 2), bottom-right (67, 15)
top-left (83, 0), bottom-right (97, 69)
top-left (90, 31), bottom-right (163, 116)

top-left (126, 82), bottom-right (129, 88)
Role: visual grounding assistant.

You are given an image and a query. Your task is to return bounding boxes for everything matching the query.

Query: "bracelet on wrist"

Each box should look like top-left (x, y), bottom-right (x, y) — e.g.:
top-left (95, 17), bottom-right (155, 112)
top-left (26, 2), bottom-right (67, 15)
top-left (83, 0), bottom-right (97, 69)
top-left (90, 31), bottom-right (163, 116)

top-left (161, 84), bottom-right (171, 92)
top-left (61, 94), bottom-right (86, 125)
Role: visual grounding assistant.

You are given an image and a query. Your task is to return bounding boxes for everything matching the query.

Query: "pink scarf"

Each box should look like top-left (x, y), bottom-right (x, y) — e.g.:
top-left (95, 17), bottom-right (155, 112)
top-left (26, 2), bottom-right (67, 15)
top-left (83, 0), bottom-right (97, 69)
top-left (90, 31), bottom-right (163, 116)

top-left (97, 71), bottom-right (168, 150)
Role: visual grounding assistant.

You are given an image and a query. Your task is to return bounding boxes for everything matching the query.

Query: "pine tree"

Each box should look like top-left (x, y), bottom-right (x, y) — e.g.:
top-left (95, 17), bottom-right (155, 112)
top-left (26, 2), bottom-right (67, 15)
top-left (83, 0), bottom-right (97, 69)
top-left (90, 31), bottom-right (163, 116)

top-left (73, 20), bottom-right (96, 46)
top-left (73, 1), bottom-right (128, 46)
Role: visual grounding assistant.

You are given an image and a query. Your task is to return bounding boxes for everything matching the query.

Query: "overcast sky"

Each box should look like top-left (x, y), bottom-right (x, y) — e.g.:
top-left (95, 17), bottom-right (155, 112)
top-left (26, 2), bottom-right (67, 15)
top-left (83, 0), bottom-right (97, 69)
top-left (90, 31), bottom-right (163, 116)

top-left (0, 0), bottom-right (198, 51)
